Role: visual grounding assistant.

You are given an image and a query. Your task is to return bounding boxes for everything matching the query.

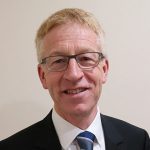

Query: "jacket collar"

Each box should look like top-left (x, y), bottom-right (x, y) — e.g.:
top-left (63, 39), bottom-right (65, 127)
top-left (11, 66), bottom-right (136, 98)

top-left (32, 111), bottom-right (124, 150)
top-left (101, 114), bottom-right (124, 150)
top-left (33, 110), bottom-right (61, 150)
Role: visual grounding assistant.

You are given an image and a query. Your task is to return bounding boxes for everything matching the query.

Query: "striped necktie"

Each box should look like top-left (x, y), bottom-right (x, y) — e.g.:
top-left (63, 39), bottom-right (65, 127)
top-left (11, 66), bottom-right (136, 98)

top-left (76, 131), bottom-right (95, 150)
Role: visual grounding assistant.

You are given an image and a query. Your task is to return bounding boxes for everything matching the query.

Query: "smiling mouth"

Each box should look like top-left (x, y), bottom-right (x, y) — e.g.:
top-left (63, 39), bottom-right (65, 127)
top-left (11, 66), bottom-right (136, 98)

top-left (64, 88), bottom-right (87, 94)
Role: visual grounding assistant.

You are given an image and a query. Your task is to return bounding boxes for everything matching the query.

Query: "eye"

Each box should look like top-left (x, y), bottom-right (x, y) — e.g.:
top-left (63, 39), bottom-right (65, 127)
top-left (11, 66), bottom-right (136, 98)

top-left (51, 57), bottom-right (67, 65)
top-left (77, 53), bottom-right (98, 67)
top-left (54, 58), bottom-right (65, 63)
top-left (79, 56), bottom-right (94, 62)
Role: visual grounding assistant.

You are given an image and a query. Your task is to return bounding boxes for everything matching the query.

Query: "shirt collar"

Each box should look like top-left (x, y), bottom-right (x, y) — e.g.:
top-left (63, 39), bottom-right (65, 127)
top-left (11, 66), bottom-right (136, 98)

top-left (52, 107), bottom-right (104, 149)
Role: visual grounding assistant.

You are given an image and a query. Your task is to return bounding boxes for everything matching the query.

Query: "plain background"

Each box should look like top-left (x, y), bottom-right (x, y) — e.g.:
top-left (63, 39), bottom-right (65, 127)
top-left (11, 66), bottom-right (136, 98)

top-left (0, 0), bottom-right (150, 140)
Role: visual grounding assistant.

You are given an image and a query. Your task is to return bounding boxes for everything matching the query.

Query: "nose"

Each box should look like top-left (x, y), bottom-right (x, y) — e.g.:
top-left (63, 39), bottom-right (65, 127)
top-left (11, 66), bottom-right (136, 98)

top-left (63, 58), bottom-right (84, 82)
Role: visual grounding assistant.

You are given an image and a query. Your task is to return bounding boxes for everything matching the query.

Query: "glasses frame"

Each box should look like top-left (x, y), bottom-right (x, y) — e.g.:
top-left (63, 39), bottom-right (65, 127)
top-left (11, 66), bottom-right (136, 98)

top-left (40, 52), bottom-right (105, 72)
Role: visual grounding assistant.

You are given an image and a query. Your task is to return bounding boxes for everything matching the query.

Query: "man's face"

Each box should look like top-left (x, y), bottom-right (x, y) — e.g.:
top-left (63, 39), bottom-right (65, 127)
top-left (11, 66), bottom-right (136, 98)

top-left (38, 23), bottom-right (108, 119)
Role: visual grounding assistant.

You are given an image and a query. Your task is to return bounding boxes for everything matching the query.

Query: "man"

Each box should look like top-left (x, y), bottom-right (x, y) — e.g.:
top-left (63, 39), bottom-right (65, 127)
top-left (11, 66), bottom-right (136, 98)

top-left (0, 8), bottom-right (149, 150)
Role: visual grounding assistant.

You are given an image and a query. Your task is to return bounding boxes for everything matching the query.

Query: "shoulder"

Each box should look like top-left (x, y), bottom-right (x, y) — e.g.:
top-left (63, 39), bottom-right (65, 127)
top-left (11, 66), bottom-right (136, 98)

top-left (101, 114), bottom-right (150, 149)
top-left (0, 112), bottom-right (58, 149)
top-left (101, 114), bottom-right (147, 134)
top-left (101, 114), bottom-right (143, 132)
top-left (0, 119), bottom-right (44, 148)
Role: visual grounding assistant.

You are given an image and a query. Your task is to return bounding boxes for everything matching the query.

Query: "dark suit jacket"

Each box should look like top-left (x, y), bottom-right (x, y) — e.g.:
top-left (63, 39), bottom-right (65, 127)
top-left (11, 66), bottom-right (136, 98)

top-left (0, 111), bottom-right (150, 150)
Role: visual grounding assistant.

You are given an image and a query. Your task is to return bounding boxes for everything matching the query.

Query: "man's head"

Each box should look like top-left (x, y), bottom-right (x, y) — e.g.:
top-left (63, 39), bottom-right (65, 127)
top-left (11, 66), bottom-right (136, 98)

top-left (36, 8), bottom-right (108, 126)
top-left (35, 8), bottom-right (105, 63)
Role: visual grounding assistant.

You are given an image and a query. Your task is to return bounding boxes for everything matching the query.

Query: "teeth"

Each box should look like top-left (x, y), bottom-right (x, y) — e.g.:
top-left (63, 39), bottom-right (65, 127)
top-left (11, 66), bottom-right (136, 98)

top-left (65, 88), bottom-right (85, 94)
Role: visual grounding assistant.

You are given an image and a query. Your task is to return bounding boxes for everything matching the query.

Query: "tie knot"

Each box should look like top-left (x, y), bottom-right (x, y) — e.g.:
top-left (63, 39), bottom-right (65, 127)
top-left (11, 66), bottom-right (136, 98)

top-left (76, 131), bottom-right (95, 150)
top-left (77, 131), bottom-right (95, 142)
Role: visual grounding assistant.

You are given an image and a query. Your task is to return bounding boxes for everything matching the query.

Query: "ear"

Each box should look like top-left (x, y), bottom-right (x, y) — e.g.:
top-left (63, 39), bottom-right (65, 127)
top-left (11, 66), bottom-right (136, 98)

top-left (38, 64), bottom-right (48, 89)
top-left (101, 59), bottom-right (109, 84)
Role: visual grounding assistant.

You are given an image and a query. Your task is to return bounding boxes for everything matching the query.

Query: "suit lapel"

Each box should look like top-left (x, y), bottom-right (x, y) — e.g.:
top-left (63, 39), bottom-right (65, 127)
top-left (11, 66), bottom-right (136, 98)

top-left (33, 110), bottom-right (61, 150)
top-left (101, 114), bottom-right (124, 150)
top-left (31, 111), bottom-right (124, 150)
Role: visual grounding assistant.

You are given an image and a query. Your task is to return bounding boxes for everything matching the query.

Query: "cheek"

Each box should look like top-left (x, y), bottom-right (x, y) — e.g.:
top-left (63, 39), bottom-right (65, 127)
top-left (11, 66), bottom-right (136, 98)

top-left (92, 69), bottom-right (103, 96)
top-left (85, 69), bottom-right (102, 96)
top-left (45, 73), bottom-right (62, 96)
top-left (93, 68), bottom-right (104, 85)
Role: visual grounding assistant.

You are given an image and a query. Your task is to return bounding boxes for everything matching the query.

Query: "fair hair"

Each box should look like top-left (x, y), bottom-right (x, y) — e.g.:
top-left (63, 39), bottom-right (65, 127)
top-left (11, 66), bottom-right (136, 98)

top-left (35, 8), bottom-right (105, 63)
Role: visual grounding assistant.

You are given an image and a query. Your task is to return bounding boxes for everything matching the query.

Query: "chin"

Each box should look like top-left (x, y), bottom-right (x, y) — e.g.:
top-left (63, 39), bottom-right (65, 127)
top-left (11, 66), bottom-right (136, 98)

top-left (70, 105), bottom-right (94, 116)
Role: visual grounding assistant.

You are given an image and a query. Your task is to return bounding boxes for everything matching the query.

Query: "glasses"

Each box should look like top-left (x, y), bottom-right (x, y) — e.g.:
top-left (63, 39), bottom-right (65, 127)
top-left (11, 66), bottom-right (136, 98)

top-left (40, 52), bottom-right (105, 72)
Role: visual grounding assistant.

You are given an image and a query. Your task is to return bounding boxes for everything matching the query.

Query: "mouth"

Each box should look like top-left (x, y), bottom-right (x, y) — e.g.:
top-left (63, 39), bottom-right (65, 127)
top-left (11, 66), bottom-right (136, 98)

top-left (63, 88), bottom-right (88, 94)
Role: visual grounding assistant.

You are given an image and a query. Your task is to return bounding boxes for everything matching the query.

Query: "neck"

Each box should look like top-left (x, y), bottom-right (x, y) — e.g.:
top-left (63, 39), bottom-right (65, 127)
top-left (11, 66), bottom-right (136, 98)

top-left (55, 106), bottom-right (98, 129)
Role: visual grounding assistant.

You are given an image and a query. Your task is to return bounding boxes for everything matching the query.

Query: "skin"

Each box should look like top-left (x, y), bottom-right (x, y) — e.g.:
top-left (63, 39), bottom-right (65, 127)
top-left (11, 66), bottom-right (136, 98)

top-left (38, 23), bottom-right (109, 129)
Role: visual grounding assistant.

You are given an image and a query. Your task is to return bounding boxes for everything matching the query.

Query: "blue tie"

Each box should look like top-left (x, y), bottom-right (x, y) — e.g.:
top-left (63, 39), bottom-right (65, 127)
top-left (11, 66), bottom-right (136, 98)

top-left (76, 131), bottom-right (95, 150)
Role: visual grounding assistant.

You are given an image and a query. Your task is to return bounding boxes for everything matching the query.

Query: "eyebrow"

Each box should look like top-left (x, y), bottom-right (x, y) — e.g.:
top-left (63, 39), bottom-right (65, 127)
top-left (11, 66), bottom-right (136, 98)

top-left (48, 48), bottom-right (98, 56)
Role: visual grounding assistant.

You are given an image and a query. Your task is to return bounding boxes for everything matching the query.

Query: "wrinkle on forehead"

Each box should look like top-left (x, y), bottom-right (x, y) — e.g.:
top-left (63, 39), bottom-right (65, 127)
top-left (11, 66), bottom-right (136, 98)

top-left (42, 23), bottom-right (103, 55)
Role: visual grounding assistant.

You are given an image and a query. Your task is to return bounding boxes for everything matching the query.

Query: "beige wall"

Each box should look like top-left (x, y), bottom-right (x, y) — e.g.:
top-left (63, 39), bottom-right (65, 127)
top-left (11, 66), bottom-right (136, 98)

top-left (0, 0), bottom-right (149, 140)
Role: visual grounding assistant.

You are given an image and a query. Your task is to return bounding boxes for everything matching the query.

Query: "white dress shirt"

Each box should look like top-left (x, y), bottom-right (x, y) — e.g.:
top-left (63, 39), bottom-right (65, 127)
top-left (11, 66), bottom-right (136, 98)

top-left (52, 107), bottom-right (106, 150)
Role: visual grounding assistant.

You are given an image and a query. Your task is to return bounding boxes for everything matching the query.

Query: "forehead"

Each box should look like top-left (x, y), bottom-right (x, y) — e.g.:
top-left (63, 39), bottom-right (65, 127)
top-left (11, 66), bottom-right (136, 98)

top-left (42, 23), bottom-right (101, 54)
